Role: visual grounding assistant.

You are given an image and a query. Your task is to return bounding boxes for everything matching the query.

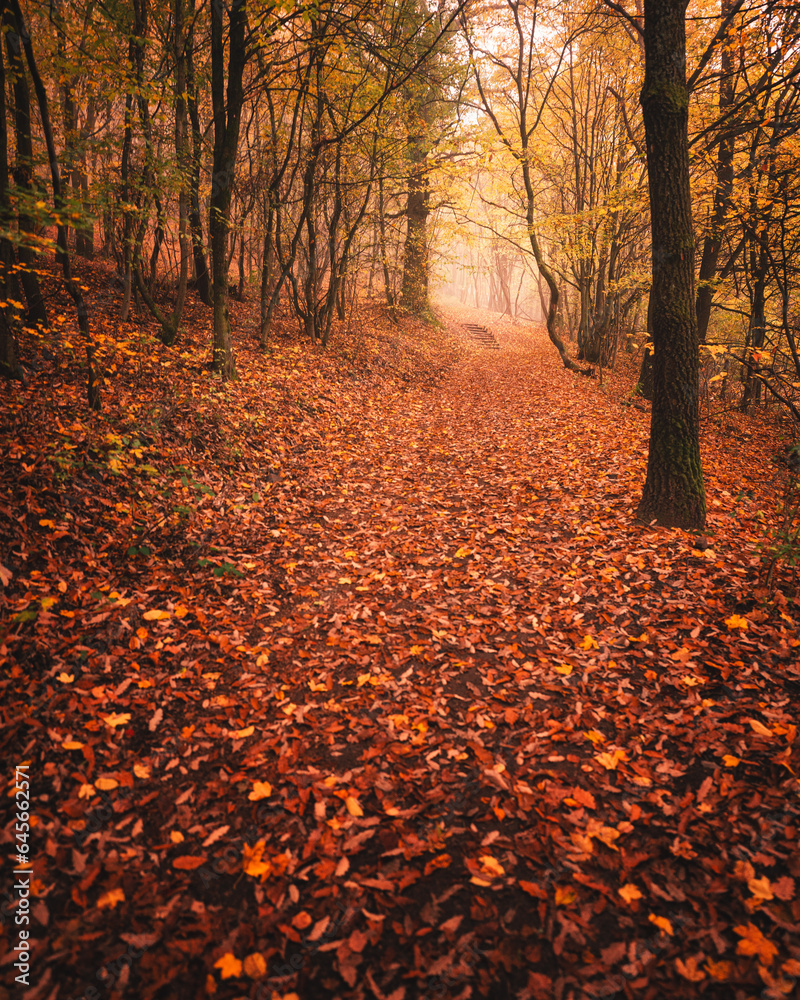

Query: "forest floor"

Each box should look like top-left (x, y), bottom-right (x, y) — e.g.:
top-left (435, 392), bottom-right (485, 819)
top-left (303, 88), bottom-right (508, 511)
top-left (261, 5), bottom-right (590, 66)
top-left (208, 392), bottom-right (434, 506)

top-left (2, 261), bottom-right (800, 1000)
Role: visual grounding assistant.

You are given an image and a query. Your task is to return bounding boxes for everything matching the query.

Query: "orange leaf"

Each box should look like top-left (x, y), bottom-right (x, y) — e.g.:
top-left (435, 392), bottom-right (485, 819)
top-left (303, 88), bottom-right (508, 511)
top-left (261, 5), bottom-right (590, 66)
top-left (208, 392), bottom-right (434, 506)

top-left (248, 781), bottom-right (272, 801)
top-left (748, 718), bottom-right (773, 737)
top-left (675, 957), bottom-right (706, 982)
top-left (173, 855), bottom-right (207, 871)
top-left (243, 953), bottom-right (266, 978)
top-left (143, 609), bottom-right (170, 621)
top-left (101, 713), bottom-right (131, 728)
top-left (734, 922), bottom-right (778, 963)
top-left (705, 959), bottom-right (733, 980)
top-left (648, 914), bottom-right (674, 936)
top-left (618, 883), bottom-right (642, 903)
top-left (213, 953), bottom-right (242, 979)
top-left (96, 887), bottom-right (125, 910)
top-left (725, 614), bottom-right (749, 630)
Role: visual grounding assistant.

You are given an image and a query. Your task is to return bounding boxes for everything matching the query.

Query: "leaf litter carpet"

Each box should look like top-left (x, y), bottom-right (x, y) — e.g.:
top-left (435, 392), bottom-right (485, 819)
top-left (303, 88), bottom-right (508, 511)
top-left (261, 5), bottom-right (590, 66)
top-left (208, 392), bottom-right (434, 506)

top-left (1, 306), bottom-right (800, 1000)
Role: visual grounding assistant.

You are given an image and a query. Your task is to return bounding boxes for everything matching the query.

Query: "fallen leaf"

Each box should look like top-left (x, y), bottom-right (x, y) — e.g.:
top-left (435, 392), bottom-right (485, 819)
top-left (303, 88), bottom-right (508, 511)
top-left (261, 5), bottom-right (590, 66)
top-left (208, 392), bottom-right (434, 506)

top-left (214, 953), bottom-right (242, 979)
top-left (248, 781), bottom-right (272, 800)
top-left (675, 956), bottom-right (706, 982)
top-left (173, 855), bottom-right (207, 870)
top-left (734, 923), bottom-right (778, 963)
top-left (649, 914), bottom-right (674, 936)
top-left (96, 888), bottom-right (125, 910)
top-left (243, 952), bottom-right (267, 978)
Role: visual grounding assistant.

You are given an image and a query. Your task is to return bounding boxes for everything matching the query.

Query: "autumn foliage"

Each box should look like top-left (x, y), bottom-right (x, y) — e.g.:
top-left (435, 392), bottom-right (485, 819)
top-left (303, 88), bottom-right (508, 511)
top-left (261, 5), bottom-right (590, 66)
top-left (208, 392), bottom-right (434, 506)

top-left (2, 256), bottom-right (800, 999)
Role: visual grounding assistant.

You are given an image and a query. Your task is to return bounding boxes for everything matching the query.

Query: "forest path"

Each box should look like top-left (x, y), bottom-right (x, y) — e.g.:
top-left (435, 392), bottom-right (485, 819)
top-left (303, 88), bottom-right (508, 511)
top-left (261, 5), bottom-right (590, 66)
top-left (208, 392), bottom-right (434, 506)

top-left (4, 295), bottom-right (799, 1000)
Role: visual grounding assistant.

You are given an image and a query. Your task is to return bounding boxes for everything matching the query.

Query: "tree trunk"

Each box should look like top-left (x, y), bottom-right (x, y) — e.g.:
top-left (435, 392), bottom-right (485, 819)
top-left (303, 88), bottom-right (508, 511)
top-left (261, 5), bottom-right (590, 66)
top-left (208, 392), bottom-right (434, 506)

top-left (400, 132), bottom-right (430, 316)
top-left (636, 0), bottom-right (705, 529)
top-left (0, 34), bottom-right (21, 379)
top-left (186, 0), bottom-right (210, 306)
top-left (11, 0), bottom-right (99, 408)
top-left (695, 0), bottom-right (735, 344)
top-left (3, 5), bottom-right (48, 330)
top-left (637, 291), bottom-right (655, 400)
top-left (209, 0), bottom-right (246, 379)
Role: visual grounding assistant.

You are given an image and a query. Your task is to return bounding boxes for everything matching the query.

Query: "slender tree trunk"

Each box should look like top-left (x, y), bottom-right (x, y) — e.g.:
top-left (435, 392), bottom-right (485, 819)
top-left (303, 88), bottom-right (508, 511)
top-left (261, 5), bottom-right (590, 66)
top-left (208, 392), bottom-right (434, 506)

top-left (3, 5), bottom-right (47, 329)
top-left (0, 33), bottom-right (21, 379)
top-left (695, 0), bottom-right (736, 343)
top-left (10, 0), bottom-right (99, 407)
top-left (636, 0), bottom-right (705, 529)
top-left (120, 34), bottom-right (136, 322)
top-left (186, 0), bottom-right (210, 306)
top-left (209, 0), bottom-right (245, 379)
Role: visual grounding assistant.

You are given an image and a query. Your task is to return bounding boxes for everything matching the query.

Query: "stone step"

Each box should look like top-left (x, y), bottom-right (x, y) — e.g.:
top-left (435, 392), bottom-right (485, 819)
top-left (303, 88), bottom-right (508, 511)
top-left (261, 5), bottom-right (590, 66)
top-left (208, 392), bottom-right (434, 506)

top-left (463, 323), bottom-right (500, 349)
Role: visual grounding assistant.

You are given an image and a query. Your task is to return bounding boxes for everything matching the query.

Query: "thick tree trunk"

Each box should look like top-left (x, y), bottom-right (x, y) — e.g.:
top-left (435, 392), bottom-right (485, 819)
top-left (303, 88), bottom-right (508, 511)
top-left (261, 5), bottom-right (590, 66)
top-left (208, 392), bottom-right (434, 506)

top-left (636, 0), bottom-right (705, 529)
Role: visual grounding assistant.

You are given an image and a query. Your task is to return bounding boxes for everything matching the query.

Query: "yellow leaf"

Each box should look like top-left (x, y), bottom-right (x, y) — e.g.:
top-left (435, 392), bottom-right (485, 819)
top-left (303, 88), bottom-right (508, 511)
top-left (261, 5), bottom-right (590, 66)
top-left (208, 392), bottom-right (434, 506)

top-left (94, 777), bottom-right (118, 791)
top-left (244, 858), bottom-right (272, 878)
top-left (214, 953), bottom-right (242, 979)
top-left (583, 729), bottom-right (605, 744)
top-left (248, 781), bottom-right (272, 801)
top-left (62, 741), bottom-right (83, 750)
top-left (133, 763), bottom-right (150, 779)
top-left (725, 614), bottom-right (749, 630)
top-left (96, 887), bottom-right (125, 909)
top-left (580, 634), bottom-right (598, 650)
top-left (242, 952), bottom-right (267, 978)
top-left (734, 922), bottom-right (778, 963)
top-left (675, 957), bottom-right (706, 982)
top-left (410, 644), bottom-right (425, 655)
top-left (722, 755), bottom-right (740, 767)
top-left (231, 725), bottom-right (254, 739)
top-left (101, 713), bottom-right (131, 728)
top-left (555, 664), bottom-right (573, 675)
top-left (595, 749), bottom-right (628, 770)
top-left (143, 609), bottom-right (171, 621)
top-left (619, 883), bottom-right (642, 903)
top-left (748, 718), bottom-right (773, 737)
top-left (555, 886), bottom-right (576, 906)
top-left (748, 876), bottom-right (773, 902)
top-left (479, 855), bottom-right (505, 877)
top-left (170, 831), bottom-right (185, 844)
top-left (649, 914), bottom-right (674, 935)
top-left (345, 796), bottom-right (363, 817)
